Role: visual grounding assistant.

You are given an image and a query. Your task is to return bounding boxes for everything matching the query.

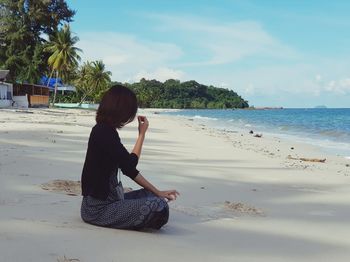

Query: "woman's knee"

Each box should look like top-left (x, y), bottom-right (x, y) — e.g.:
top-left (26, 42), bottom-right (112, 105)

top-left (158, 198), bottom-right (169, 218)
top-left (148, 199), bottom-right (169, 229)
top-left (149, 197), bottom-right (169, 217)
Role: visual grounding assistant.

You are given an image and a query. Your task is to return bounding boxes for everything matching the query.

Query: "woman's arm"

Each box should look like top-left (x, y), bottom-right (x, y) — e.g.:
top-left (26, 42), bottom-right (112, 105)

top-left (132, 115), bottom-right (180, 201)
top-left (131, 116), bottom-right (148, 158)
top-left (134, 173), bottom-right (179, 201)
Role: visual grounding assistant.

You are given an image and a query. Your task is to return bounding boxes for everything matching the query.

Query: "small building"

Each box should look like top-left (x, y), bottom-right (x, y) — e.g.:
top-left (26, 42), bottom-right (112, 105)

top-left (0, 70), bottom-right (50, 108)
top-left (0, 70), bottom-right (14, 108)
top-left (40, 76), bottom-right (76, 94)
top-left (13, 83), bottom-right (50, 108)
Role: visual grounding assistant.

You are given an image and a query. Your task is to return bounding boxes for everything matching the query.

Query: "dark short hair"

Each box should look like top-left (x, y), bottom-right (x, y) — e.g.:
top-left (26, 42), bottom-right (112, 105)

top-left (96, 85), bottom-right (138, 129)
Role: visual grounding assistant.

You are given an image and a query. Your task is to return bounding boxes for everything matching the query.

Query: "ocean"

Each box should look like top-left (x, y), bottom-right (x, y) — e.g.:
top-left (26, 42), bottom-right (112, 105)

top-left (162, 108), bottom-right (350, 158)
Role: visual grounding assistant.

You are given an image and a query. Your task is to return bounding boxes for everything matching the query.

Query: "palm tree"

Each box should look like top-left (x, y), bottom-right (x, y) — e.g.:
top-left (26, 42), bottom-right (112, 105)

top-left (76, 60), bottom-right (111, 106)
top-left (44, 24), bottom-right (81, 106)
top-left (89, 60), bottom-right (111, 92)
top-left (75, 61), bottom-right (91, 105)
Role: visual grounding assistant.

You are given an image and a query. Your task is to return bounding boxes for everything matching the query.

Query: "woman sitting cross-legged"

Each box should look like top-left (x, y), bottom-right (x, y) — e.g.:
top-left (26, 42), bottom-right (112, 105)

top-left (80, 85), bottom-right (179, 230)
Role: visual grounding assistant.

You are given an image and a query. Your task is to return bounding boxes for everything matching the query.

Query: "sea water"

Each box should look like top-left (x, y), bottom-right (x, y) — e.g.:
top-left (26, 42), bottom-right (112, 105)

top-left (163, 108), bottom-right (350, 158)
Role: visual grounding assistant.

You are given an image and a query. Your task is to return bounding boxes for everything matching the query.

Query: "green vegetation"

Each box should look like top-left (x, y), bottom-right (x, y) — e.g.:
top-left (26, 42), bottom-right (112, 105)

top-left (0, 0), bottom-right (75, 83)
top-left (123, 79), bottom-right (248, 109)
top-left (75, 61), bottom-right (112, 105)
top-left (0, 0), bottom-right (249, 109)
top-left (44, 24), bottom-right (81, 105)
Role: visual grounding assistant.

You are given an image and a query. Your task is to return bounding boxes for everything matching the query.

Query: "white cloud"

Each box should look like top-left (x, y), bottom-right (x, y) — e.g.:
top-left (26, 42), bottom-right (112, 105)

top-left (324, 78), bottom-right (350, 95)
top-left (77, 32), bottom-right (184, 82)
top-left (150, 14), bottom-right (300, 65)
top-left (73, 15), bottom-right (350, 107)
top-left (315, 74), bottom-right (322, 82)
top-left (187, 60), bottom-right (350, 107)
top-left (134, 67), bottom-right (185, 82)
top-left (76, 16), bottom-right (299, 85)
top-left (244, 84), bottom-right (255, 95)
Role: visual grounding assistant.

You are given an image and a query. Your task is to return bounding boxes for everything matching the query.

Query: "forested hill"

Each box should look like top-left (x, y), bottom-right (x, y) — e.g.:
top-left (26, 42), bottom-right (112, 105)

top-left (119, 79), bottom-right (249, 109)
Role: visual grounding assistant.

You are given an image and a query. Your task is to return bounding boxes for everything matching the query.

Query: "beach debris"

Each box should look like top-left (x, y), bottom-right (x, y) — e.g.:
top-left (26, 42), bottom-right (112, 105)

top-left (287, 155), bottom-right (326, 163)
top-left (57, 256), bottom-right (80, 262)
top-left (254, 133), bottom-right (263, 138)
top-left (346, 164), bottom-right (350, 167)
top-left (200, 186), bottom-right (205, 189)
top-left (249, 130), bottom-right (254, 134)
top-left (172, 201), bottom-right (265, 220)
top-left (15, 110), bottom-right (34, 114)
top-left (224, 129), bottom-right (238, 133)
top-left (290, 147), bottom-right (294, 150)
top-left (41, 180), bottom-right (81, 196)
top-left (41, 180), bottom-right (133, 195)
top-left (223, 201), bottom-right (264, 216)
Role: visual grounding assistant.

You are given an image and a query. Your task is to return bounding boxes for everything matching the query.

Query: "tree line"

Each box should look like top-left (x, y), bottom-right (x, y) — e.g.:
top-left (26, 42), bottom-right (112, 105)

top-left (0, 0), bottom-right (110, 105)
top-left (0, 0), bottom-right (249, 109)
top-left (123, 79), bottom-right (248, 109)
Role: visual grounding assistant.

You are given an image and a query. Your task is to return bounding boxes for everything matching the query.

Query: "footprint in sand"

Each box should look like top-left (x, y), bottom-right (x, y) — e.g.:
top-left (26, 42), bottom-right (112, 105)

top-left (170, 204), bottom-right (203, 217)
top-left (41, 180), bottom-right (81, 196)
top-left (0, 198), bottom-right (23, 205)
top-left (222, 201), bottom-right (265, 216)
top-left (57, 256), bottom-right (80, 262)
top-left (41, 180), bottom-right (132, 196)
top-left (170, 201), bottom-right (265, 220)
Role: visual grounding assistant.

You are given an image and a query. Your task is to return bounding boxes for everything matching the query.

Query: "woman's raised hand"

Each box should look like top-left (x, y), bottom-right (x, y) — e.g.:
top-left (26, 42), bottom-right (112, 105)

top-left (138, 115), bottom-right (149, 135)
top-left (157, 190), bottom-right (180, 202)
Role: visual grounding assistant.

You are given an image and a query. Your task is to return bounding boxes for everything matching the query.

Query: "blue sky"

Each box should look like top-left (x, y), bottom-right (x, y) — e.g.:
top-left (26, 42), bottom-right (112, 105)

top-left (66, 0), bottom-right (350, 108)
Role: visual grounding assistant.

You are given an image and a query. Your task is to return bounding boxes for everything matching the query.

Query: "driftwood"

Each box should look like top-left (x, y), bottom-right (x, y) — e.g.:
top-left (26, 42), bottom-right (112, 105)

top-left (287, 155), bottom-right (326, 163)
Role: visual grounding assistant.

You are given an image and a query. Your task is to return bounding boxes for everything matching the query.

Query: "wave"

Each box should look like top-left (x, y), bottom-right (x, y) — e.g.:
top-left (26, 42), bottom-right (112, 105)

top-left (316, 129), bottom-right (349, 138)
top-left (279, 125), bottom-right (290, 131)
top-left (166, 109), bottom-right (350, 155)
top-left (192, 115), bottom-right (218, 121)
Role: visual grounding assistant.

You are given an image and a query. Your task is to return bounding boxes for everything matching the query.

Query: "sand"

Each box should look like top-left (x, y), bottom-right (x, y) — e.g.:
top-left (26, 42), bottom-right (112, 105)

top-left (1, 108), bottom-right (350, 262)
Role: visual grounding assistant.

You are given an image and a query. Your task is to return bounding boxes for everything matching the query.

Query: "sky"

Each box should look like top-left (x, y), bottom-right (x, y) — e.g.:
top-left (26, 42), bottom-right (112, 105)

top-left (66, 0), bottom-right (350, 108)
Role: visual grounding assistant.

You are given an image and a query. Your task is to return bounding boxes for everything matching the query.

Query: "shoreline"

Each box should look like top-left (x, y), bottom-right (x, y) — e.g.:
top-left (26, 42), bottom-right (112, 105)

top-left (158, 109), bottom-right (350, 159)
top-left (1, 108), bottom-right (350, 261)
top-left (50, 105), bottom-right (350, 159)
top-left (151, 113), bottom-right (350, 177)
top-left (196, 116), bottom-right (350, 159)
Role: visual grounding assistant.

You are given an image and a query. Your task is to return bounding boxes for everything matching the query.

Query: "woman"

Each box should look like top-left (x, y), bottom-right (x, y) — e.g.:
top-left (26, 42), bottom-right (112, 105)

top-left (80, 85), bottom-right (179, 230)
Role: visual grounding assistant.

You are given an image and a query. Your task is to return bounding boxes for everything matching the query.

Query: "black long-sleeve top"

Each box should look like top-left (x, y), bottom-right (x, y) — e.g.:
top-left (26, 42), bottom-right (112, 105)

top-left (81, 123), bottom-right (139, 200)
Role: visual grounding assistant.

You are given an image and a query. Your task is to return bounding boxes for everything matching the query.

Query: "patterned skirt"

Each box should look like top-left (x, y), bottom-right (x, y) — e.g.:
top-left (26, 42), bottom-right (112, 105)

top-left (81, 175), bottom-right (169, 230)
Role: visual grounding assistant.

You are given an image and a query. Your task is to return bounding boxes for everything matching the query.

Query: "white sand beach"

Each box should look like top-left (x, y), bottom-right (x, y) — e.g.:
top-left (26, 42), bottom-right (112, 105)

top-left (1, 108), bottom-right (350, 262)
